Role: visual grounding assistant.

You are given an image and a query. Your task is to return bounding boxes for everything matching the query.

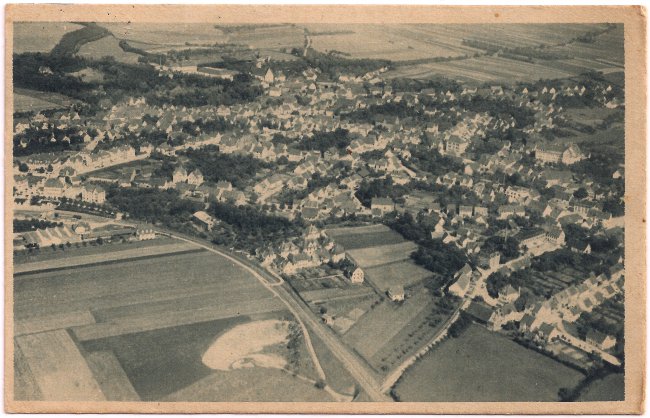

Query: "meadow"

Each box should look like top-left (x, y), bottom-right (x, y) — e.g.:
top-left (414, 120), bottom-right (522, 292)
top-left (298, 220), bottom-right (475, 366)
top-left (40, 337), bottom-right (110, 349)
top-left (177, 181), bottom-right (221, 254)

top-left (578, 373), bottom-right (624, 401)
top-left (343, 289), bottom-right (432, 364)
top-left (393, 324), bottom-right (584, 401)
top-left (13, 22), bottom-right (83, 53)
top-left (325, 224), bottom-right (406, 250)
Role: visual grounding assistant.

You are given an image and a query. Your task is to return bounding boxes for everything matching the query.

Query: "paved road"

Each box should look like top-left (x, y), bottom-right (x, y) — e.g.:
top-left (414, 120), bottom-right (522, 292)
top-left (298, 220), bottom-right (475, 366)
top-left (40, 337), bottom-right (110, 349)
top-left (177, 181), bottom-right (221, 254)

top-left (134, 224), bottom-right (390, 402)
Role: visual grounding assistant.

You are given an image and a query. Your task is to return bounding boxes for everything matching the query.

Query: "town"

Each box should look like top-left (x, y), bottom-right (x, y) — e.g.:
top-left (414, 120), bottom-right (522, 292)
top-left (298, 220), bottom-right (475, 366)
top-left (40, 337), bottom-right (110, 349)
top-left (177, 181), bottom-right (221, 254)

top-left (12, 22), bottom-right (625, 403)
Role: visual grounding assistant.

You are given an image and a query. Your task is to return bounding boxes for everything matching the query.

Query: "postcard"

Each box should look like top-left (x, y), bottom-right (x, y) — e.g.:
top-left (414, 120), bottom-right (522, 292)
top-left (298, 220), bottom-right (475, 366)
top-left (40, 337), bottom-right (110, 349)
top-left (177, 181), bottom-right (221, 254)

top-left (4, 4), bottom-right (646, 414)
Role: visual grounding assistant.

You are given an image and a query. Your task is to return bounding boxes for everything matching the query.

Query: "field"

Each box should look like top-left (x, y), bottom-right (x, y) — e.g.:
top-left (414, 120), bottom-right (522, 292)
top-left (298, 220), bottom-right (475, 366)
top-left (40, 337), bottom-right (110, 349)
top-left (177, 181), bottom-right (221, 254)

top-left (14, 238), bottom-right (329, 401)
top-left (343, 289), bottom-right (433, 365)
top-left (102, 23), bottom-right (226, 49)
top-left (15, 330), bottom-right (106, 401)
top-left (77, 36), bottom-right (141, 64)
top-left (347, 242), bottom-right (418, 268)
top-left (15, 239), bottom-right (199, 274)
top-left (325, 224), bottom-right (405, 250)
top-left (14, 88), bottom-right (76, 113)
top-left (393, 324), bottom-right (584, 401)
top-left (578, 373), bottom-right (625, 401)
top-left (13, 22), bottom-right (83, 53)
top-left (364, 261), bottom-right (432, 291)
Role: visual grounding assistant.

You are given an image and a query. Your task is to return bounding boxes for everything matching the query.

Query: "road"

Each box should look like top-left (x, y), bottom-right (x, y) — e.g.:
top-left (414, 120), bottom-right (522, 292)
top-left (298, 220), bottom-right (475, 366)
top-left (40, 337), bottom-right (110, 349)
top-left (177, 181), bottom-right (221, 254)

top-left (130, 224), bottom-right (390, 402)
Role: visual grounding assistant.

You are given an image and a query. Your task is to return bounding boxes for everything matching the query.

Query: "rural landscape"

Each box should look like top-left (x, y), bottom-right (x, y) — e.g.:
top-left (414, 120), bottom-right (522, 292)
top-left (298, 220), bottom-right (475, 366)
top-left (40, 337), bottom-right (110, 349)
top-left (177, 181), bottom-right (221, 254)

top-left (11, 21), bottom-right (625, 403)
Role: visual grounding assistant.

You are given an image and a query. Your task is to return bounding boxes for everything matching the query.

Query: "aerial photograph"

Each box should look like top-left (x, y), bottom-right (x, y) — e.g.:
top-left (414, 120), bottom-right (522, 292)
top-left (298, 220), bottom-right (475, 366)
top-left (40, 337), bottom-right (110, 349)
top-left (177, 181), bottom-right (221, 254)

top-left (11, 21), bottom-right (625, 404)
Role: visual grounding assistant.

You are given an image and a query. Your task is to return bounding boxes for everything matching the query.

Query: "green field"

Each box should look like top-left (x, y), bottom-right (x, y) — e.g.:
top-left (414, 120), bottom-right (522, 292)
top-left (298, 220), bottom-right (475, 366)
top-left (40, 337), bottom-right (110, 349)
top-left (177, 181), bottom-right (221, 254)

top-left (578, 373), bottom-right (625, 401)
top-left (343, 289), bottom-right (432, 365)
top-left (347, 241), bottom-right (417, 268)
top-left (13, 88), bottom-right (75, 113)
top-left (13, 22), bottom-right (83, 53)
top-left (393, 324), bottom-right (584, 401)
top-left (325, 224), bottom-right (406, 250)
top-left (364, 260), bottom-right (431, 291)
top-left (13, 240), bottom-right (302, 401)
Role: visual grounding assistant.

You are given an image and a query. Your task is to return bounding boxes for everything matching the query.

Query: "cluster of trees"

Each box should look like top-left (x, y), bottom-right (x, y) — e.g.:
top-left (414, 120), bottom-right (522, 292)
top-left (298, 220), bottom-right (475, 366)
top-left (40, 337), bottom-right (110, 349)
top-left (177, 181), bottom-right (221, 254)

top-left (13, 218), bottom-right (62, 233)
top-left (13, 52), bottom-right (263, 116)
top-left (50, 23), bottom-right (110, 56)
top-left (480, 236), bottom-right (520, 261)
top-left (209, 202), bottom-right (302, 250)
top-left (296, 128), bottom-right (351, 154)
top-left (486, 270), bottom-right (527, 298)
top-left (448, 312), bottom-right (472, 338)
top-left (182, 146), bottom-right (271, 188)
top-left (531, 248), bottom-right (603, 275)
top-left (355, 177), bottom-right (409, 208)
top-left (298, 50), bottom-right (391, 79)
top-left (344, 101), bottom-right (424, 123)
top-left (106, 186), bottom-right (202, 227)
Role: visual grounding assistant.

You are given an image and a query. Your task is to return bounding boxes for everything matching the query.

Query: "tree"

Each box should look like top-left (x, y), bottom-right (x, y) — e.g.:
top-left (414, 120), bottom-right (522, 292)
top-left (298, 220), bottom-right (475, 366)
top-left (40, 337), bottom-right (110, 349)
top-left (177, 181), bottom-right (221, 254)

top-left (573, 187), bottom-right (588, 199)
top-left (18, 162), bottom-right (29, 172)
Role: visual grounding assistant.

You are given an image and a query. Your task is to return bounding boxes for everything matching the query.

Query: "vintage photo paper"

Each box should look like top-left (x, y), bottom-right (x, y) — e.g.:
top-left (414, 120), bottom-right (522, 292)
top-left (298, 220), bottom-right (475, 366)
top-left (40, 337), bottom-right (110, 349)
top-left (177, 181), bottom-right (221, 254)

top-left (4, 4), bottom-right (646, 414)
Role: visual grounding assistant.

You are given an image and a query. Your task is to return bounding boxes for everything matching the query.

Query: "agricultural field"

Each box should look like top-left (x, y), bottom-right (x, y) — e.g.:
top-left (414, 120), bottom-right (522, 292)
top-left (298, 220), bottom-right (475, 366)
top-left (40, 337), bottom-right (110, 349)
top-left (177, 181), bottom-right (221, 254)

top-left (82, 315), bottom-right (326, 401)
top-left (14, 88), bottom-right (76, 113)
top-left (325, 224), bottom-right (405, 250)
top-left (77, 36), bottom-right (141, 64)
top-left (364, 260), bottom-right (432, 291)
top-left (14, 239), bottom-right (199, 274)
top-left (102, 23), bottom-right (226, 50)
top-left (347, 241), bottom-right (418, 268)
top-left (393, 324), bottom-right (584, 401)
top-left (13, 22), bottom-right (83, 53)
top-left (578, 373), bottom-right (625, 401)
top-left (342, 289), bottom-right (433, 366)
top-left (13, 239), bottom-right (313, 401)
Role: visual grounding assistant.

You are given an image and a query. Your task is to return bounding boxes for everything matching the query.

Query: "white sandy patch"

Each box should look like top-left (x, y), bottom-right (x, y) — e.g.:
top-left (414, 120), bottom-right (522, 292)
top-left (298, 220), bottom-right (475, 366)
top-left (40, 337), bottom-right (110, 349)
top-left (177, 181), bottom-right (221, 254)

top-left (202, 319), bottom-right (290, 371)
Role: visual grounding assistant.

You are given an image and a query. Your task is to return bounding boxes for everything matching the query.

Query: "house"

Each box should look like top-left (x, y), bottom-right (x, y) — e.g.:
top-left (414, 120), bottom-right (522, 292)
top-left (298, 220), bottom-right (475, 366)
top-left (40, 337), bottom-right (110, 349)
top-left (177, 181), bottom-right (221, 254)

top-left (82, 185), bottom-right (106, 204)
top-left (586, 329), bottom-right (617, 351)
top-left (518, 229), bottom-right (547, 250)
top-left (535, 143), bottom-right (586, 165)
top-left (498, 205), bottom-right (525, 219)
top-left (498, 284), bottom-right (520, 304)
top-left (346, 267), bottom-right (365, 284)
top-left (135, 227), bottom-right (156, 241)
top-left (387, 285), bottom-right (405, 302)
top-left (448, 269), bottom-right (471, 298)
top-left (371, 197), bottom-right (395, 217)
top-left (42, 178), bottom-right (66, 198)
top-left (187, 169), bottom-right (204, 186)
top-left (173, 166), bottom-right (188, 184)
top-left (192, 211), bottom-right (216, 231)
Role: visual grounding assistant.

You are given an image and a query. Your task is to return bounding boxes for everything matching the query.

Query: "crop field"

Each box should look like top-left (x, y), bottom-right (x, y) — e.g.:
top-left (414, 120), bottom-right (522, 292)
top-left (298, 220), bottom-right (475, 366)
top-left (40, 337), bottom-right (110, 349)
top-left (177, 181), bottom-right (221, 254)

top-left (15, 330), bottom-right (106, 401)
top-left (393, 324), bottom-right (584, 401)
top-left (347, 241), bottom-right (417, 268)
top-left (13, 22), bottom-right (83, 53)
top-left (364, 260), bottom-right (432, 291)
top-left (102, 23), bottom-right (226, 49)
top-left (14, 245), bottom-right (283, 332)
top-left (13, 239), bottom-right (298, 401)
top-left (578, 373), bottom-right (624, 401)
top-left (325, 224), bottom-right (405, 250)
top-left (227, 25), bottom-right (303, 50)
top-left (343, 289), bottom-right (432, 364)
top-left (77, 36), bottom-right (141, 64)
top-left (13, 88), bottom-right (75, 113)
top-left (15, 240), bottom-right (199, 274)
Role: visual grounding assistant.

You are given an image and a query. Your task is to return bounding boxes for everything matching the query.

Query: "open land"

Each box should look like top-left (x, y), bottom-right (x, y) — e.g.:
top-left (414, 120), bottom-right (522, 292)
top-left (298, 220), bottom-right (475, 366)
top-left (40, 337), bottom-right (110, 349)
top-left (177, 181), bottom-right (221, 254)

top-left (578, 373), bottom-right (625, 401)
top-left (13, 22), bottom-right (83, 53)
top-left (393, 324), bottom-right (584, 401)
top-left (14, 88), bottom-right (76, 113)
top-left (325, 224), bottom-right (406, 250)
top-left (343, 289), bottom-right (433, 365)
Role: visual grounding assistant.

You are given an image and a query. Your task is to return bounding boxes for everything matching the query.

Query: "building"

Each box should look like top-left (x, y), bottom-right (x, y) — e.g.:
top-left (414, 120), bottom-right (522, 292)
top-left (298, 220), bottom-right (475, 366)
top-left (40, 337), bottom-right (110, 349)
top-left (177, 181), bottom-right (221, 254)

top-left (135, 227), bottom-right (156, 241)
top-left (192, 211), bottom-right (216, 231)
top-left (586, 329), bottom-right (617, 351)
top-left (498, 284), bottom-right (520, 304)
top-left (387, 285), bottom-right (405, 302)
top-left (347, 267), bottom-right (365, 284)
top-left (371, 197), bottom-right (395, 217)
top-left (535, 143), bottom-right (586, 165)
top-left (82, 185), bottom-right (106, 204)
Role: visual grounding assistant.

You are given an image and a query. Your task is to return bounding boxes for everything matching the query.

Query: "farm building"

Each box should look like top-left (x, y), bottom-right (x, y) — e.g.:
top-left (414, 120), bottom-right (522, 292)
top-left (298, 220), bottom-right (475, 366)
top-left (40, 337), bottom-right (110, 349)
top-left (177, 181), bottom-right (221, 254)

top-left (586, 329), bottom-right (616, 351)
top-left (192, 211), bottom-right (216, 231)
top-left (387, 285), bottom-right (405, 302)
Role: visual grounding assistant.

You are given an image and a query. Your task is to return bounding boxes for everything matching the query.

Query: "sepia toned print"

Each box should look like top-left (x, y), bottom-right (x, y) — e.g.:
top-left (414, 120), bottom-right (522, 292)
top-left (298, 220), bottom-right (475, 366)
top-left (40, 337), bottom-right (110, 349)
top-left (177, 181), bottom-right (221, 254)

top-left (4, 5), bottom-right (646, 415)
